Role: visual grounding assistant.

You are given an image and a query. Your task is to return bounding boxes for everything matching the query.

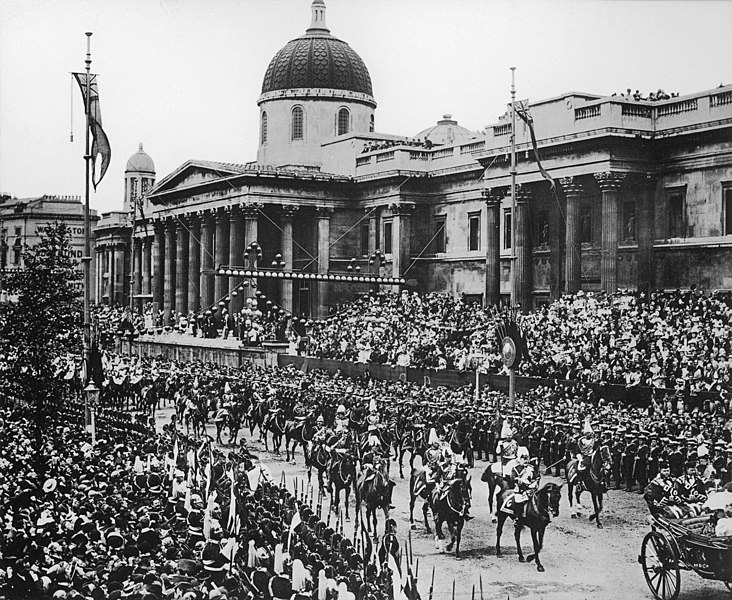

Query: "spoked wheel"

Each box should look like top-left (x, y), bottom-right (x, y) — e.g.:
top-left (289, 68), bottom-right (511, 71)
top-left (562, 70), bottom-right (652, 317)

top-left (639, 531), bottom-right (680, 600)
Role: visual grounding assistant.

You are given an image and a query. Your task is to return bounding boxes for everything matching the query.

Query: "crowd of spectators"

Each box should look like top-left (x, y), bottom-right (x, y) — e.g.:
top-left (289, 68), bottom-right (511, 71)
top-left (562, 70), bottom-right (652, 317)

top-left (612, 88), bottom-right (678, 101)
top-left (361, 138), bottom-right (433, 154)
top-left (308, 291), bottom-right (496, 370)
top-left (0, 389), bottom-right (405, 600)
top-left (307, 289), bottom-right (732, 396)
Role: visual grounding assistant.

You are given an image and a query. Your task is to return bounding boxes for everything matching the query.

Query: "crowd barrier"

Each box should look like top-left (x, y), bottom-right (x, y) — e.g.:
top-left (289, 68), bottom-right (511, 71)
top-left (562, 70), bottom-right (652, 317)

top-left (128, 337), bottom-right (719, 409)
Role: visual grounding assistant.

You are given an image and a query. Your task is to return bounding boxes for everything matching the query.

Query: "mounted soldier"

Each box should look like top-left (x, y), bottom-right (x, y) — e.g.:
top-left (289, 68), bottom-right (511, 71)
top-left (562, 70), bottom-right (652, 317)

top-left (334, 404), bottom-right (350, 433)
top-left (494, 418), bottom-right (518, 477)
top-left (501, 446), bottom-right (539, 518)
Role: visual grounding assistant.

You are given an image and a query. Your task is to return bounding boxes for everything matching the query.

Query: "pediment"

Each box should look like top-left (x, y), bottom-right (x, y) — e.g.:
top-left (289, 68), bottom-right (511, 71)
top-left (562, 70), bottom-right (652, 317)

top-left (147, 160), bottom-right (250, 201)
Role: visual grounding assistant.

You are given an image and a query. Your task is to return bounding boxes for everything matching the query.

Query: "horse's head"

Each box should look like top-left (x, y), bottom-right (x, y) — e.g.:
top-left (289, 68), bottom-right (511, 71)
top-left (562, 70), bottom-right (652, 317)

top-left (545, 482), bottom-right (563, 518)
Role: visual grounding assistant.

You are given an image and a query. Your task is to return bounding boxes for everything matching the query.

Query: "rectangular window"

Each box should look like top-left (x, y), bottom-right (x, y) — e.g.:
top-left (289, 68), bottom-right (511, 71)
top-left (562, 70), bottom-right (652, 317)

top-left (503, 209), bottom-right (512, 249)
top-left (14, 226), bottom-right (21, 237)
top-left (383, 221), bottom-right (393, 255)
top-left (580, 205), bottom-right (592, 243)
top-left (623, 201), bottom-right (636, 241)
top-left (360, 223), bottom-right (370, 256)
top-left (468, 212), bottom-right (480, 251)
top-left (668, 190), bottom-right (685, 238)
top-left (432, 216), bottom-right (446, 253)
top-left (725, 186), bottom-right (732, 235)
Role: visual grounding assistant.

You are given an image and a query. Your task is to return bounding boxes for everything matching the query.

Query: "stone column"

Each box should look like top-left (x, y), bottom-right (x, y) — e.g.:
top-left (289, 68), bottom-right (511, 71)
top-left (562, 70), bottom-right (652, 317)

top-left (133, 238), bottom-right (143, 310)
top-left (596, 172), bottom-right (625, 294)
top-left (175, 219), bottom-right (189, 315)
top-left (560, 177), bottom-right (583, 294)
top-left (214, 209), bottom-right (230, 304)
top-left (228, 206), bottom-right (244, 313)
top-left (280, 204), bottom-right (299, 313)
top-left (187, 214), bottom-right (201, 312)
top-left (315, 206), bottom-right (333, 317)
top-left (110, 246), bottom-right (116, 304)
top-left (96, 247), bottom-right (104, 304)
top-left (514, 185), bottom-right (533, 312)
top-left (164, 219), bottom-right (176, 320)
top-left (199, 211), bottom-right (215, 310)
top-left (368, 209), bottom-right (377, 256)
top-left (142, 237), bottom-right (152, 297)
top-left (152, 222), bottom-right (165, 310)
top-left (637, 174), bottom-right (656, 297)
top-left (482, 188), bottom-right (503, 307)
top-left (389, 202), bottom-right (415, 278)
top-left (242, 203), bottom-right (262, 301)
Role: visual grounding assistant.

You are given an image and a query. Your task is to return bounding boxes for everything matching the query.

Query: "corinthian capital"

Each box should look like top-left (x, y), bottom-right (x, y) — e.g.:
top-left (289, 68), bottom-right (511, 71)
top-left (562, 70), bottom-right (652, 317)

top-left (594, 172), bottom-right (626, 192)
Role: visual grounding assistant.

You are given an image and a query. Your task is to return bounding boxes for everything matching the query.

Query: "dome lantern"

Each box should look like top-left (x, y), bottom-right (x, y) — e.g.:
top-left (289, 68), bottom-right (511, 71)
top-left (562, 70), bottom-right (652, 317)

top-left (307, 0), bottom-right (329, 34)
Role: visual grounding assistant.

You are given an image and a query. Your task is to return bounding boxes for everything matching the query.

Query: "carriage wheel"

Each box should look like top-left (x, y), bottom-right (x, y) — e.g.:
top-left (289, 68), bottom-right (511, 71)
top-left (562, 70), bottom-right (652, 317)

top-left (640, 531), bottom-right (680, 600)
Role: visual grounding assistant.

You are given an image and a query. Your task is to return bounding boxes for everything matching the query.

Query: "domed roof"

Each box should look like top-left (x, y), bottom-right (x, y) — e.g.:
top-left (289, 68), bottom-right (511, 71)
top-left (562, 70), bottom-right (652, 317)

top-left (414, 115), bottom-right (481, 147)
top-left (125, 143), bottom-right (155, 174)
top-left (261, 1), bottom-right (373, 98)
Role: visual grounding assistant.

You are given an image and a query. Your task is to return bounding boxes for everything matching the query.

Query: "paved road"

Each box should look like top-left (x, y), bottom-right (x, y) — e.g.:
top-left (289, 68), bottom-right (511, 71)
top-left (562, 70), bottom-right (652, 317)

top-left (152, 406), bottom-right (729, 600)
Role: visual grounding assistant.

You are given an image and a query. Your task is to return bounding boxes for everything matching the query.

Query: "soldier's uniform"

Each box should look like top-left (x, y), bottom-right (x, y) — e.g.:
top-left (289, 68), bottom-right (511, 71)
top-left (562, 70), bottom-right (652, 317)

top-left (622, 433), bottom-right (638, 492)
top-left (667, 439), bottom-right (685, 478)
top-left (634, 433), bottom-right (650, 492)
top-left (541, 420), bottom-right (554, 470)
top-left (528, 418), bottom-right (543, 461)
top-left (611, 428), bottom-right (625, 489)
top-left (648, 435), bottom-right (662, 482)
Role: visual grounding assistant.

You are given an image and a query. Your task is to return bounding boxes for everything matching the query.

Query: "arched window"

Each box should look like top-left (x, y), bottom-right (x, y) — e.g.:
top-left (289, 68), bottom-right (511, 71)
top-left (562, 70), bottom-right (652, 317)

top-left (369, 114), bottom-right (375, 133)
top-left (337, 107), bottom-right (350, 136)
top-left (261, 111), bottom-right (268, 144)
top-left (291, 106), bottom-right (304, 141)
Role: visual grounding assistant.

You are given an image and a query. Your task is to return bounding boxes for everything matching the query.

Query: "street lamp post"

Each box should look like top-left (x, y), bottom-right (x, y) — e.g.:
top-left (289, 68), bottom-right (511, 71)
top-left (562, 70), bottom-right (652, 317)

top-left (84, 381), bottom-right (100, 445)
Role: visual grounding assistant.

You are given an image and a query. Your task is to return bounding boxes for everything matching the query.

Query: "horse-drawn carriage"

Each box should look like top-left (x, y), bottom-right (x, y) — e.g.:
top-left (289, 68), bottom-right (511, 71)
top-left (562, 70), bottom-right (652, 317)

top-left (639, 513), bottom-right (732, 600)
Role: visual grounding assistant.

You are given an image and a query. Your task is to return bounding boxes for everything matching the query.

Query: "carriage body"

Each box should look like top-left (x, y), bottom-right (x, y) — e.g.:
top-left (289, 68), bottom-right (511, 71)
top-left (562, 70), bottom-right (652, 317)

top-left (639, 514), bottom-right (732, 600)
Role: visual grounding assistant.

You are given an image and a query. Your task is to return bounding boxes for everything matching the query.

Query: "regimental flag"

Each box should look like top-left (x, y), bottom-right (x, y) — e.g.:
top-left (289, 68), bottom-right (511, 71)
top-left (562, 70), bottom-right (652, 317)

top-left (72, 72), bottom-right (111, 190)
top-left (514, 101), bottom-right (556, 194)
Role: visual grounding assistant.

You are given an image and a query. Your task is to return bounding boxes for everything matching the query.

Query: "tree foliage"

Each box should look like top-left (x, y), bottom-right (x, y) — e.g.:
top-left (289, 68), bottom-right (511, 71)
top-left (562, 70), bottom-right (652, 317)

top-left (0, 222), bottom-right (82, 439)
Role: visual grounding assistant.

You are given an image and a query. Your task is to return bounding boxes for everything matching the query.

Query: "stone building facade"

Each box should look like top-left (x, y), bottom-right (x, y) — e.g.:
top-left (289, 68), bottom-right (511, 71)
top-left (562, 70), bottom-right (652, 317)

top-left (0, 194), bottom-right (99, 298)
top-left (128, 1), bottom-right (732, 319)
top-left (94, 144), bottom-right (156, 306)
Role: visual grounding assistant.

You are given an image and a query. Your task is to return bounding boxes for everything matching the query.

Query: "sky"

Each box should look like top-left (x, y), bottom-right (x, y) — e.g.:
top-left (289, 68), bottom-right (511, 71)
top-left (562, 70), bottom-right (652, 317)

top-left (1, 0), bottom-right (731, 214)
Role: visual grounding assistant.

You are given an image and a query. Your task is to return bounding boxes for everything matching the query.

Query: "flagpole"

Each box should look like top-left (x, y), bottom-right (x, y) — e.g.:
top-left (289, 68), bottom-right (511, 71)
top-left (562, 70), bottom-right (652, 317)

top-left (509, 66), bottom-right (517, 409)
top-left (83, 32), bottom-right (93, 432)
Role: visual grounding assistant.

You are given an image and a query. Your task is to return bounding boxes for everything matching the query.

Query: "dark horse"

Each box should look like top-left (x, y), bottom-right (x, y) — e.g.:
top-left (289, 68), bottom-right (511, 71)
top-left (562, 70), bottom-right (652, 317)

top-left (431, 475), bottom-right (471, 558)
top-left (284, 416), bottom-right (314, 463)
top-left (566, 445), bottom-right (610, 528)
top-left (399, 426), bottom-right (427, 479)
top-left (329, 452), bottom-right (356, 521)
top-left (263, 410), bottom-right (286, 454)
top-left (494, 479), bottom-right (563, 572)
top-left (449, 416), bottom-right (474, 468)
top-left (308, 443), bottom-right (330, 490)
top-left (356, 465), bottom-right (391, 538)
top-left (408, 466), bottom-right (434, 532)
top-left (481, 463), bottom-right (506, 523)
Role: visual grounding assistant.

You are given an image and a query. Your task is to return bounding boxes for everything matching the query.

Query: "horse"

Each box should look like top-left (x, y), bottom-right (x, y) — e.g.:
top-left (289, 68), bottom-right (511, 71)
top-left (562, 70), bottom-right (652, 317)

top-left (284, 416), bottom-right (314, 464)
top-left (329, 452), bottom-right (356, 521)
top-left (408, 466), bottom-right (435, 533)
top-left (263, 410), bottom-right (286, 454)
top-left (431, 475), bottom-right (471, 558)
top-left (481, 463), bottom-right (507, 522)
top-left (308, 443), bottom-right (330, 491)
top-left (449, 415), bottom-right (474, 468)
top-left (356, 464), bottom-right (392, 538)
top-left (247, 398), bottom-right (270, 439)
top-left (214, 406), bottom-right (232, 445)
top-left (566, 445), bottom-right (610, 528)
top-left (494, 479), bottom-right (563, 572)
top-left (399, 426), bottom-right (427, 479)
